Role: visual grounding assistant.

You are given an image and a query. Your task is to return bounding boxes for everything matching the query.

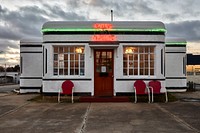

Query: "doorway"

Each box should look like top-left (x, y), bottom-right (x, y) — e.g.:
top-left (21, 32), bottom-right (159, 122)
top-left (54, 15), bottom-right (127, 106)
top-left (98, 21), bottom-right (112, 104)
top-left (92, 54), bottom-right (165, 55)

top-left (94, 49), bottom-right (114, 96)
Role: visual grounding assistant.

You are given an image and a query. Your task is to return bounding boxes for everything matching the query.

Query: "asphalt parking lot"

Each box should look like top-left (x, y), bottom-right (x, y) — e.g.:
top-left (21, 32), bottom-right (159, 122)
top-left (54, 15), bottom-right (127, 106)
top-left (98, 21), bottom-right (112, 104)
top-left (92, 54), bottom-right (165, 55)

top-left (0, 86), bottom-right (200, 133)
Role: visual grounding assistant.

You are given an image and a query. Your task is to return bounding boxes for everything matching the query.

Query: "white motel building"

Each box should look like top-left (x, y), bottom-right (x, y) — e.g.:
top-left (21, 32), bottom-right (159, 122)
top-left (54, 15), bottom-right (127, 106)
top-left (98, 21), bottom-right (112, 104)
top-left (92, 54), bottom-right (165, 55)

top-left (20, 21), bottom-right (187, 96)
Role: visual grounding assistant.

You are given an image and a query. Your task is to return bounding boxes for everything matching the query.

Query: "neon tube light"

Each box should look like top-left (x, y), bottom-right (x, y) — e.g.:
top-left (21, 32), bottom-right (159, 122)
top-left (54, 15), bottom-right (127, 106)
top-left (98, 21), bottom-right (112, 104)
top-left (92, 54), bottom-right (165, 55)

top-left (165, 42), bottom-right (187, 45)
top-left (93, 23), bottom-right (113, 30)
top-left (91, 35), bottom-right (117, 41)
top-left (41, 28), bottom-right (166, 33)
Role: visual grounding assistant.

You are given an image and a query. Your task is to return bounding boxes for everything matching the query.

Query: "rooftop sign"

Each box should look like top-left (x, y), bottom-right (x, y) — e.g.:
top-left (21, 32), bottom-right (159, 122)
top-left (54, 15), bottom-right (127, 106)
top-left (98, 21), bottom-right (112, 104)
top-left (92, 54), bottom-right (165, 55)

top-left (91, 23), bottom-right (117, 42)
top-left (93, 23), bottom-right (113, 30)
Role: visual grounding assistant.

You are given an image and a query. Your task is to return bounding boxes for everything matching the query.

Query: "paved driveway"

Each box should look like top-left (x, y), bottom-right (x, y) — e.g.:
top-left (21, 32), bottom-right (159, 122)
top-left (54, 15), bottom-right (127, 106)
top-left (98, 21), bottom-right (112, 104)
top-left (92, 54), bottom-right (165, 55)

top-left (0, 93), bottom-right (200, 133)
top-left (0, 84), bottom-right (19, 93)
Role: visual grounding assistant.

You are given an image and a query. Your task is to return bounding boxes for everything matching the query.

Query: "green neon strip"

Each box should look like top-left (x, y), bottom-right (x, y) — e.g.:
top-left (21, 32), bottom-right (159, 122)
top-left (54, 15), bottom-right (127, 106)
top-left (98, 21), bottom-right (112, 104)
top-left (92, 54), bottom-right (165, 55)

top-left (41, 28), bottom-right (166, 33)
top-left (165, 42), bottom-right (187, 45)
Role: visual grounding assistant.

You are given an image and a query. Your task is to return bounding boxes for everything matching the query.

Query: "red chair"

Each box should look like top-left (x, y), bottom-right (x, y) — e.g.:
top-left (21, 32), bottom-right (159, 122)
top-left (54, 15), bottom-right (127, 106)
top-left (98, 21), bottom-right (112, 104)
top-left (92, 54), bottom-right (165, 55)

top-left (58, 80), bottom-right (75, 103)
top-left (148, 80), bottom-right (168, 103)
top-left (134, 80), bottom-right (150, 103)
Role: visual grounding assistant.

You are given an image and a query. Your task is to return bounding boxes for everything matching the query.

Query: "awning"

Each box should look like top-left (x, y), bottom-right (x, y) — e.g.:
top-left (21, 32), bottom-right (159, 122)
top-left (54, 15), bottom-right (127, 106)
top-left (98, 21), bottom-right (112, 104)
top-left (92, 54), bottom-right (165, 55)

top-left (89, 42), bottom-right (119, 48)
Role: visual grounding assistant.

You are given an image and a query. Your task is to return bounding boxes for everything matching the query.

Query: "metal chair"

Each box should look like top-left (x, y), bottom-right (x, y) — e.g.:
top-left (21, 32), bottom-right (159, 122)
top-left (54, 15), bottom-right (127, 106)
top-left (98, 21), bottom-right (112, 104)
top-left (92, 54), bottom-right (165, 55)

top-left (134, 80), bottom-right (150, 103)
top-left (58, 80), bottom-right (74, 103)
top-left (148, 80), bottom-right (168, 103)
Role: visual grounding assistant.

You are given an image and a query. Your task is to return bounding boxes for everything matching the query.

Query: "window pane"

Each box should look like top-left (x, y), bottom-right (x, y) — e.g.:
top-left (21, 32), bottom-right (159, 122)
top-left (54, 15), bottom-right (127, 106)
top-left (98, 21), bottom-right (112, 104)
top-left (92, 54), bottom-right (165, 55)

top-left (150, 47), bottom-right (154, 53)
top-left (59, 54), bottom-right (64, 60)
top-left (150, 69), bottom-right (154, 75)
top-left (54, 54), bottom-right (58, 60)
top-left (54, 69), bottom-right (58, 75)
top-left (145, 69), bottom-right (148, 75)
top-left (70, 47), bottom-right (75, 53)
top-left (64, 54), bottom-right (68, 60)
top-left (129, 54), bottom-right (133, 60)
top-left (54, 46), bottom-right (58, 53)
top-left (64, 69), bottom-right (68, 75)
top-left (150, 54), bottom-right (154, 60)
top-left (134, 69), bottom-right (138, 75)
top-left (139, 47), bottom-right (144, 53)
top-left (64, 47), bottom-right (68, 53)
top-left (59, 47), bottom-right (63, 53)
top-left (70, 69), bottom-right (74, 75)
top-left (70, 54), bottom-right (75, 60)
top-left (64, 61), bottom-right (68, 68)
top-left (75, 61), bottom-right (79, 67)
top-left (107, 52), bottom-right (112, 58)
top-left (129, 69), bottom-right (133, 75)
top-left (75, 69), bottom-right (79, 75)
top-left (123, 69), bottom-right (127, 75)
top-left (59, 61), bottom-right (64, 68)
top-left (80, 69), bottom-right (84, 75)
top-left (80, 54), bottom-right (84, 60)
top-left (145, 47), bottom-right (149, 53)
top-left (54, 61), bottom-right (58, 67)
top-left (123, 46), bottom-right (155, 76)
top-left (80, 61), bottom-right (84, 67)
top-left (59, 69), bottom-right (64, 75)
top-left (140, 69), bottom-right (144, 75)
top-left (133, 47), bottom-right (138, 53)
top-left (53, 46), bottom-right (85, 76)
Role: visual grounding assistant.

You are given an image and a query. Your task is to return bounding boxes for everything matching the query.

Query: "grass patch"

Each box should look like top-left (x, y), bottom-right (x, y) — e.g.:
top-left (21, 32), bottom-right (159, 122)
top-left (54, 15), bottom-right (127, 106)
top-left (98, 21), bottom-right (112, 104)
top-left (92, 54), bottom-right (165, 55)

top-left (28, 93), bottom-right (178, 103)
top-left (28, 94), bottom-right (80, 103)
top-left (129, 93), bottom-right (178, 103)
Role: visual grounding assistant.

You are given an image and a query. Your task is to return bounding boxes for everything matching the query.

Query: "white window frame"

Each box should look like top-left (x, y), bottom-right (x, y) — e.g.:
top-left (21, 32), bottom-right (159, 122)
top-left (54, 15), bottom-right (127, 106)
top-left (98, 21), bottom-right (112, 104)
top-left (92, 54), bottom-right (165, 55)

top-left (53, 46), bottom-right (85, 76)
top-left (123, 46), bottom-right (155, 76)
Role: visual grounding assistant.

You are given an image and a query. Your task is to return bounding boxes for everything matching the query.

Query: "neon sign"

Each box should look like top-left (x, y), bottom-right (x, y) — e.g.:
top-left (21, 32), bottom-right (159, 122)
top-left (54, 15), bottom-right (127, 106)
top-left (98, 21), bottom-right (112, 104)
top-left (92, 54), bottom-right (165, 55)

top-left (91, 23), bottom-right (117, 41)
top-left (92, 35), bottom-right (117, 41)
top-left (93, 23), bottom-right (113, 30)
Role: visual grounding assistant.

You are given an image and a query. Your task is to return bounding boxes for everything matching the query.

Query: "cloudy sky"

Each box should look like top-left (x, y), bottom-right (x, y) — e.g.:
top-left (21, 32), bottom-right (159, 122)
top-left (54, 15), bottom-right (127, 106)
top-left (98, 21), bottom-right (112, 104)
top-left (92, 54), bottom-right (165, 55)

top-left (0, 0), bottom-right (200, 66)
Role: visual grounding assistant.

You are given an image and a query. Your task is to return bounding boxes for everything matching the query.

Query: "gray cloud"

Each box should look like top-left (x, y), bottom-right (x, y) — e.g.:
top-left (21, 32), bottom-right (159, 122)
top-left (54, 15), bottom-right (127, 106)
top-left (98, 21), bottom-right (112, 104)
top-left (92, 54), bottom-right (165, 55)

top-left (166, 20), bottom-right (200, 41)
top-left (0, 39), bottom-right (19, 56)
top-left (0, 5), bottom-right (46, 40)
top-left (0, 0), bottom-right (200, 56)
top-left (0, 3), bottom-right (87, 42)
top-left (44, 4), bottom-right (87, 21)
top-left (163, 14), bottom-right (180, 21)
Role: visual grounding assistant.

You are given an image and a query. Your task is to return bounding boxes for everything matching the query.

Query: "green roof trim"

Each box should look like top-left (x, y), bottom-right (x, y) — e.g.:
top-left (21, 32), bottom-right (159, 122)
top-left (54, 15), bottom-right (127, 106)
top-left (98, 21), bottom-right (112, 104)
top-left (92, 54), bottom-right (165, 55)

top-left (41, 28), bottom-right (166, 33)
top-left (165, 42), bottom-right (187, 45)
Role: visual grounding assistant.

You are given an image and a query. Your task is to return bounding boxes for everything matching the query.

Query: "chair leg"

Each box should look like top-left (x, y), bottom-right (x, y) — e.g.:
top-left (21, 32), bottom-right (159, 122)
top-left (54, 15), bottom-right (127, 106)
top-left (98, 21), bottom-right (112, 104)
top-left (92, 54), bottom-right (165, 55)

top-left (148, 92), bottom-right (150, 103)
top-left (165, 92), bottom-right (168, 103)
top-left (134, 91), bottom-right (137, 103)
top-left (151, 93), bottom-right (154, 103)
top-left (58, 93), bottom-right (60, 103)
top-left (72, 93), bottom-right (74, 103)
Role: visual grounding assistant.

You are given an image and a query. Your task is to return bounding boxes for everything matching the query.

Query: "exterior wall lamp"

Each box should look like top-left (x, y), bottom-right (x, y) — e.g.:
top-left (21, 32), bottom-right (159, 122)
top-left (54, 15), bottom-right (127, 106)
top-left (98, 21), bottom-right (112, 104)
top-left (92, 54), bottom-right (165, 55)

top-left (125, 47), bottom-right (134, 54)
top-left (75, 47), bottom-right (84, 54)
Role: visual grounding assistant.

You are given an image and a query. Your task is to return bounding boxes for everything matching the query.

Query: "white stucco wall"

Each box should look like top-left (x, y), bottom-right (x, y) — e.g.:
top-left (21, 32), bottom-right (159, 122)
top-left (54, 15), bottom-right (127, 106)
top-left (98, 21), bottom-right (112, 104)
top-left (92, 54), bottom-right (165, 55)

top-left (165, 46), bottom-right (187, 89)
top-left (42, 33), bottom-right (165, 95)
top-left (42, 43), bottom-right (94, 94)
top-left (20, 39), bottom-right (43, 93)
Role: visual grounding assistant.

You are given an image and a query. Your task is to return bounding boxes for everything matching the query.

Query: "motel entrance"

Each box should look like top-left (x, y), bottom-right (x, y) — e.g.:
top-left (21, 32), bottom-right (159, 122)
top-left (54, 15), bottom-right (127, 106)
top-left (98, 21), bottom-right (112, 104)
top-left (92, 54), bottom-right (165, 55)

top-left (94, 49), bottom-right (114, 96)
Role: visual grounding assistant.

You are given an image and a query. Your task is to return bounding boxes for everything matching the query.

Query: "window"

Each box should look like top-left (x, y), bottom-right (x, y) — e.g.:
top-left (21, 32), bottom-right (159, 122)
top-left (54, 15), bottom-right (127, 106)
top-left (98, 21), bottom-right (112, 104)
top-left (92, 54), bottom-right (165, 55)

top-left (123, 46), bottom-right (155, 76)
top-left (53, 46), bottom-right (85, 76)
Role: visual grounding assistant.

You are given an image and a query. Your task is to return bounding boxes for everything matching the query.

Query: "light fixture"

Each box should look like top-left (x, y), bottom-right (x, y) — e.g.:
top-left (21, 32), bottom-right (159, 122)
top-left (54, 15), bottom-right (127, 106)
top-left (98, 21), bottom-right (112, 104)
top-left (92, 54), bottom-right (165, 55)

top-left (75, 47), bottom-right (84, 54)
top-left (125, 47), bottom-right (134, 54)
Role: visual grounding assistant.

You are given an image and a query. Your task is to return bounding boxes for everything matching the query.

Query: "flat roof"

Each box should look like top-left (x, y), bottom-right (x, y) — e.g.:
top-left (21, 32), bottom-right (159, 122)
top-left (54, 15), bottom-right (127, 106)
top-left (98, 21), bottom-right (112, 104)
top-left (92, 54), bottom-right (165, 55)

top-left (42, 21), bottom-right (166, 33)
top-left (20, 37), bottom-right (42, 45)
top-left (165, 37), bottom-right (187, 46)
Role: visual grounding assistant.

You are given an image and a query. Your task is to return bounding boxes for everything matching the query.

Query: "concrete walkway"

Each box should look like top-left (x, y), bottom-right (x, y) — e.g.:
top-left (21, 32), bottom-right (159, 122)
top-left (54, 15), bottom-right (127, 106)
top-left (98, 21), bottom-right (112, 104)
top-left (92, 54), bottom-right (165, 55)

top-left (0, 92), bottom-right (200, 133)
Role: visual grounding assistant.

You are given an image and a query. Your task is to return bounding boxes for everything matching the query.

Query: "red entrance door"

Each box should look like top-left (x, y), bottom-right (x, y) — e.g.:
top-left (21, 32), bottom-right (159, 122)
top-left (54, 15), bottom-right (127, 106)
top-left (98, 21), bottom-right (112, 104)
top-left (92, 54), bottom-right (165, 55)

top-left (94, 49), bottom-right (114, 96)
